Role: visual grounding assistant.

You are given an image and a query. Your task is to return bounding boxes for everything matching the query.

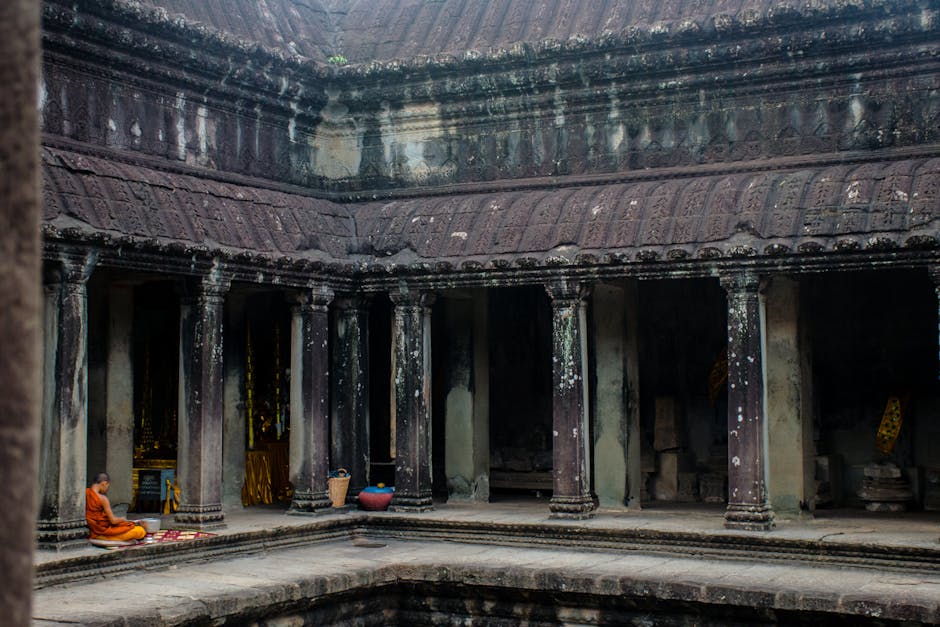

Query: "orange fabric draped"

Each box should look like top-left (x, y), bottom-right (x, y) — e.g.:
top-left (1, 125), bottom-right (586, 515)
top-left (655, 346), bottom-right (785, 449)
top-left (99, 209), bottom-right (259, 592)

top-left (85, 487), bottom-right (141, 539)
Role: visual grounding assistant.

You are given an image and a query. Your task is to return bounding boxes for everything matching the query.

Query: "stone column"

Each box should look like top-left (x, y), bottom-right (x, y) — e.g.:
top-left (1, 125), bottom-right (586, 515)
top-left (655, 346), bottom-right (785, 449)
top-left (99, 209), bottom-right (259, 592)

top-left (0, 2), bottom-right (41, 620)
top-left (103, 285), bottom-right (134, 506)
top-left (288, 285), bottom-right (333, 513)
top-left (720, 271), bottom-right (775, 531)
top-left (546, 280), bottom-right (595, 519)
top-left (930, 266), bottom-right (940, 381)
top-left (765, 276), bottom-right (815, 515)
top-left (592, 282), bottom-right (642, 509)
top-left (175, 269), bottom-right (229, 529)
top-left (331, 295), bottom-right (370, 498)
top-left (37, 253), bottom-right (96, 549)
top-left (389, 288), bottom-right (435, 512)
top-left (221, 292), bottom-right (247, 508)
top-left (443, 290), bottom-right (490, 502)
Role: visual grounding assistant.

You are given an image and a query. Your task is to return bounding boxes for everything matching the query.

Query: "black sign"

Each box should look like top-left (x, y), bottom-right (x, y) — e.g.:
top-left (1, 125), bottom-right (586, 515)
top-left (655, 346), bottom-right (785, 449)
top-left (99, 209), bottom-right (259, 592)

top-left (137, 470), bottom-right (163, 501)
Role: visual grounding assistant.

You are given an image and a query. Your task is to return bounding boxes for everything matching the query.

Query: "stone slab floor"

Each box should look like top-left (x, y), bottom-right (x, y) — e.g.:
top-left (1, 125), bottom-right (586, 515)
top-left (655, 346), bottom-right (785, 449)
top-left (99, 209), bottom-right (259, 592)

top-left (32, 502), bottom-right (940, 625)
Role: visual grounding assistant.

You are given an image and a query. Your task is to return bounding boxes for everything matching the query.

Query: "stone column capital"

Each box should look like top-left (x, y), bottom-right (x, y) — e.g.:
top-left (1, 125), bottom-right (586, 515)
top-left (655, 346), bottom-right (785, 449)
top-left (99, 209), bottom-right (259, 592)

top-left (333, 293), bottom-right (372, 312)
top-left (292, 285), bottom-right (334, 313)
top-left (178, 266), bottom-right (231, 305)
top-left (545, 279), bottom-right (591, 304)
top-left (43, 252), bottom-right (96, 288)
top-left (719, 270), bottom-right (763, 294)
top-left (389, 286), bottom-right (435, 308)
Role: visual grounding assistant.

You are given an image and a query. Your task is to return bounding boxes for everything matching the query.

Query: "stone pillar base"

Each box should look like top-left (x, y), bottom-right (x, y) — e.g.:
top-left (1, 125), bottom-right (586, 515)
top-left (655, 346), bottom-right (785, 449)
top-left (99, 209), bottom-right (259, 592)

top-left (724, 502), bottom-right (775, 531)
top-left (288, 490), bottom-right (332, 514)
top-left (549, 495), bottom-right (597, 519)
top-left (36, 519), bottom-right (88, 550)
top-left (389, 493), bottom-right (434, 512)
top-left (174, 505), bottom-right (226, 531)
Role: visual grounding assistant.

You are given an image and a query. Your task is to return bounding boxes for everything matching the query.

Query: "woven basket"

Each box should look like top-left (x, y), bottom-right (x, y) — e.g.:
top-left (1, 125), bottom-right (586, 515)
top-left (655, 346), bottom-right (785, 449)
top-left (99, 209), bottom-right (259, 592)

top-left (328, 469), bottom-right (350, 508)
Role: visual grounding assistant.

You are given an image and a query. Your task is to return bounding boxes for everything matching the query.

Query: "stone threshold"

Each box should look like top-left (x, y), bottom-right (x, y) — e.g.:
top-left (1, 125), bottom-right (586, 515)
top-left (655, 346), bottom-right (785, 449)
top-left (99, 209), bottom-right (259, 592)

top-left (35, 511), bottom-right (940, 589)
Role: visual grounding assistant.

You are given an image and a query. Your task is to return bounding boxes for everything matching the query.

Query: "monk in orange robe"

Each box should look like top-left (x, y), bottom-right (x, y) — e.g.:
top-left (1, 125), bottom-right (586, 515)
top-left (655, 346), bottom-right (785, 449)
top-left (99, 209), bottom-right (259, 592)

top-left (85, 472), bottom-right (146, 542)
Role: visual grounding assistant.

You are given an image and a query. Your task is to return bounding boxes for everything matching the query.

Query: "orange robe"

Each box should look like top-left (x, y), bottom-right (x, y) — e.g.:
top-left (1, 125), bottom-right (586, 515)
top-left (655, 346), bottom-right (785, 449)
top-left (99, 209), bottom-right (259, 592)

top-left (85, 488), bottom-right (146, 541)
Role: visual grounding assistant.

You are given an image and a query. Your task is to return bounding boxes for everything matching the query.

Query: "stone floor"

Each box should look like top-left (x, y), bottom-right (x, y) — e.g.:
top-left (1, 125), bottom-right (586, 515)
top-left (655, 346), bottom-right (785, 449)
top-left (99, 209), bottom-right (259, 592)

top-left (31, 500), bottom-right (940, 625)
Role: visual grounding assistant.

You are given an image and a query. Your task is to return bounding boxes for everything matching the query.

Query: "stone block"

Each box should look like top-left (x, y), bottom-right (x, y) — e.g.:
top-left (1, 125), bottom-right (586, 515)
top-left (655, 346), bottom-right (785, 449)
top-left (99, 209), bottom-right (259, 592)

top-left (864, 461), bottom-right (901, 479)
top-left (924, 468), bottom-right (940, 511)
top-left (653, 397), bottom-right (683, 452)
top-left (640, 441), bottom-right (655, 474)
top-left (700, 473), bottom-right (726, 503)
top-left (677, 472), bottom-right (698, 502)
top-left (651, 451), bottom-right (679, 501)
top-left (815, 454), bottom-right (843, 507)
top-left (651, 452), bottom-right (695, 501)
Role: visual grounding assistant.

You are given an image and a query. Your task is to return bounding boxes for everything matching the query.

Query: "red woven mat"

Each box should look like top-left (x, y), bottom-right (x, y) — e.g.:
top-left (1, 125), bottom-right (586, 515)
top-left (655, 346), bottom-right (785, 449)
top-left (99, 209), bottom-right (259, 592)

top-left (145, 529), bottom-right (216, 544)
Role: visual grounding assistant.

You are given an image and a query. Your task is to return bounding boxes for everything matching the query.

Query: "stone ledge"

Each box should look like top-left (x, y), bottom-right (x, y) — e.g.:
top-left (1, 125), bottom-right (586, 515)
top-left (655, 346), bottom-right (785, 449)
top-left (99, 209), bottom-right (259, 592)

top-left (35, 513), bottom-right (940, 590)
top-left (32, 557), bottom-right (940, 625)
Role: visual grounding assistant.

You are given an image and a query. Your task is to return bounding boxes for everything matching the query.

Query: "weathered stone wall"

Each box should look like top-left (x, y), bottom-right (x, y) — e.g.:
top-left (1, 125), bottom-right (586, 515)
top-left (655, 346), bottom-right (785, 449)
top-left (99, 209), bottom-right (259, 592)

top-left (39, 58), bottom-right (325, 186)
top-left (40, 0), bottom-right (940, 196)
top-left (332, 60), bottom-right (940, 192)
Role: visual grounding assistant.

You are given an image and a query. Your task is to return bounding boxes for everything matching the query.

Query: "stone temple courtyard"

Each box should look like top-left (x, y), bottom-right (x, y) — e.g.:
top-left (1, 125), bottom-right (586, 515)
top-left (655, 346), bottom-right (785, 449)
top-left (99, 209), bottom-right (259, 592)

top-left (32, 502), bottom-right (940, 625)
top-left (3, 0), bottom-right (939, 624)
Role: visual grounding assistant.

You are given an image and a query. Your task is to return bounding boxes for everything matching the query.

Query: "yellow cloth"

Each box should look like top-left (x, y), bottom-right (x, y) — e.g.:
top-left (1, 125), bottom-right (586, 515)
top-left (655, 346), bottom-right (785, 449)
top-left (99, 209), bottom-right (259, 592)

top-left (242, 450), bottom-right (274, 506)
top-left (98, 525), bottom-right (147, 541)
top-left (875, 396), bottom-right (903, 455)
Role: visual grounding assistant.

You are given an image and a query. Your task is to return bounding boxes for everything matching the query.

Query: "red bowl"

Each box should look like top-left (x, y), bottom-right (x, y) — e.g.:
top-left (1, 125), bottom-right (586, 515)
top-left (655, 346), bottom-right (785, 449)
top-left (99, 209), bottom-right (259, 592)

top-left (358, 490), bottom-right (393, 511)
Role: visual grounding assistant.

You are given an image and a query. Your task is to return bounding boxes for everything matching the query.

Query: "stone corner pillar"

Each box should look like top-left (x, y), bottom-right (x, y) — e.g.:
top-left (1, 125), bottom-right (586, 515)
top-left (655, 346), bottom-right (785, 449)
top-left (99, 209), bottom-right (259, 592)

top-left (175, 268), bottom-right (230, 530)
top-left (288, 285), bottom-right (334, 514)
top-left (545, 279), bottom-right (596, 520)
top-left (928, 266), bottom-right (940, 382)
top-left (720, 271), bottom-right (775, 531)
top-left (331, 294), bottom-right (371, 499)
top-left (389, 287), bottom-right (435, 512)
top-left (38, 252), bottom-right (97, 550)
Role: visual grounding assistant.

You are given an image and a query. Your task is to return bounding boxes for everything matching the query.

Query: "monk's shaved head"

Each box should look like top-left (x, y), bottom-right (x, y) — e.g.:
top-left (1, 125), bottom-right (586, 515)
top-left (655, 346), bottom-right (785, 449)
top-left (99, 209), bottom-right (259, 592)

top-left (94, 472), bottom-right (110, 484)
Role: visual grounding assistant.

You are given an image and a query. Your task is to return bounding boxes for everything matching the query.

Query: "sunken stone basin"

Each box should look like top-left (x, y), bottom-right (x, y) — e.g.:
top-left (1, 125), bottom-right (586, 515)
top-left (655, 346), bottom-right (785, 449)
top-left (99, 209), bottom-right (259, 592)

top-left (251, 581), bottom-right (923, 625)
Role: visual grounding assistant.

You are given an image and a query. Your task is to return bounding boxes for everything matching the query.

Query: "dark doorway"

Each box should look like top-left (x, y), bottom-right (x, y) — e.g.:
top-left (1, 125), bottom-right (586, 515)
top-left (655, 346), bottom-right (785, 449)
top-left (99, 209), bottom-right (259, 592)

top-left (808, 269), bottom-right (938, 510)
top-left (241, 292), bottom-right (292, 508)
top-left (637, 278), bottom-right (727, 506)
top-left (131, 281), bottom-right (179, 513)
top-left (368, 295), bottom-right (394, 487)
top-left (488, 286), bottom-right (553, 497)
